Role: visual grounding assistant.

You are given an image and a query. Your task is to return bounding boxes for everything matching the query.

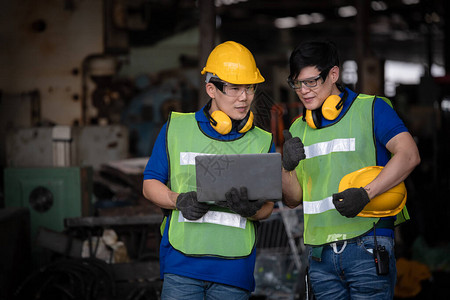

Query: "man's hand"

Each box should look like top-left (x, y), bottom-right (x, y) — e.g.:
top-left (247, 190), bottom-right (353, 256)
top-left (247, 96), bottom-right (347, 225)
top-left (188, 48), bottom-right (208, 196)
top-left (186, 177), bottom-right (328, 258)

top-left (176, 191), bottom-right (210, 220)
top-left (282, 130), bottom-right (306, 171)
top-left (218, 187), bottom-right (265, 218)
top-left (332, 187), bottom-right (370, 218)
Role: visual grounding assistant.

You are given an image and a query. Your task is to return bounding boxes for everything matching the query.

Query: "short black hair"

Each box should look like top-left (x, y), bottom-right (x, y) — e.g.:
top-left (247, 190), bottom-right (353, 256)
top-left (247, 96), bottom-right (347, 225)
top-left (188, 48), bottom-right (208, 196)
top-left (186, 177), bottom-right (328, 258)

top-left (288, 39), bottom-right (340, 81)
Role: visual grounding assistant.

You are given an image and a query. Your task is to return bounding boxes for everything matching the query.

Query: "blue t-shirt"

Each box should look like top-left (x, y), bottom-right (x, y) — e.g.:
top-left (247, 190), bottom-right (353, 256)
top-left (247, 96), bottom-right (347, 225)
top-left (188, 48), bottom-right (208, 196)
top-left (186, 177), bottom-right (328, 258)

top-left (322, 88), bottom-right (408, 237)
top-left (143, 106), bottom-right (275, 292)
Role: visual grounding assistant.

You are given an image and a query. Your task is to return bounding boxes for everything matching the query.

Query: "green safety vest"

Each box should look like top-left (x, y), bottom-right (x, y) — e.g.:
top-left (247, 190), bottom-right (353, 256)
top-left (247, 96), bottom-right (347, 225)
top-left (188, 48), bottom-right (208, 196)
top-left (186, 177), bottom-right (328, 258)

top-left (165, 111), bottom-right (273, 257)
top-left (290, 94), bottom-right (409, 246)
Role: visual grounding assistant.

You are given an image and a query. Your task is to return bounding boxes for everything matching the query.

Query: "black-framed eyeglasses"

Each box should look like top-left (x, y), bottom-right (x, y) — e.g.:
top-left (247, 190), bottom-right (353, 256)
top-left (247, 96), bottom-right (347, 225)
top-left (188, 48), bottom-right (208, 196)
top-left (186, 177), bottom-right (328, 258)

top-left (287, 67), bottom-right (332, 90)
top-left (210, 80), bottom-right (257, 97)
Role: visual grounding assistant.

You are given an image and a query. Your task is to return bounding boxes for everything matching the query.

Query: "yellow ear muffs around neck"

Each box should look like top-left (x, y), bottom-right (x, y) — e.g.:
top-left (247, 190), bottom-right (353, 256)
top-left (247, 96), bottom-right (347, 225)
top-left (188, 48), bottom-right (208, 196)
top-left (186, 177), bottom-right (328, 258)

top-left (210, 110), bottom-right (254, 134)
top-left (236, 110), bottom-right (254, 133)
top-left (204, 99), bottom-right (254, 135)
top-left (210, 110), bottom-right (233, 134)
top-left (322, 94), bottom-right (343, 120)
top-left (305, 109), bottom-right (318, 129)
top-left (304, 92), bottom-right (345, 129)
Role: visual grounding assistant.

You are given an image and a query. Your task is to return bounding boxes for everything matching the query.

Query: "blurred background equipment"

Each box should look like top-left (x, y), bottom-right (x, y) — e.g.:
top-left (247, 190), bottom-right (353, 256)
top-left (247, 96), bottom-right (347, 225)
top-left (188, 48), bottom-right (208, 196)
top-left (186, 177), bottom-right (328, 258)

top-left (5, 125), bottom-right (129, 169)
top-left (3, 167), bottom-right (93, 241)
top-left (0, 208), bottom-right (31, 300)
top-left (254, 206), bottom-right (307, 300)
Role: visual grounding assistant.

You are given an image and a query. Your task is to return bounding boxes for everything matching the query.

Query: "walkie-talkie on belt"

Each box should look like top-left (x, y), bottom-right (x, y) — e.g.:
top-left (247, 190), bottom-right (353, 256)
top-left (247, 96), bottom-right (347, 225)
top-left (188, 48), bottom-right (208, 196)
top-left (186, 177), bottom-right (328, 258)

top-left (373, 222), bottom-right (389, 275)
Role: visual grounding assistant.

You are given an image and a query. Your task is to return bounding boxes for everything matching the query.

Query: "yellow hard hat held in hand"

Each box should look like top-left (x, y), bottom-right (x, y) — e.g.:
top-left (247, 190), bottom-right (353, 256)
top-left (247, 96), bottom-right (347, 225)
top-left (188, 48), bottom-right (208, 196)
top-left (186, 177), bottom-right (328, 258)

top-left (338, 166), bottom-right (407, 218)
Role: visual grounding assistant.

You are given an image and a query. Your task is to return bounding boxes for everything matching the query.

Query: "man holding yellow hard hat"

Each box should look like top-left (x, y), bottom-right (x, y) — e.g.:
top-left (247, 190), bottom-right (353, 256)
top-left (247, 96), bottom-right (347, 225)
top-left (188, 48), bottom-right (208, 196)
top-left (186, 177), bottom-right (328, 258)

top-left (281, 39), bottom-right (420, 299)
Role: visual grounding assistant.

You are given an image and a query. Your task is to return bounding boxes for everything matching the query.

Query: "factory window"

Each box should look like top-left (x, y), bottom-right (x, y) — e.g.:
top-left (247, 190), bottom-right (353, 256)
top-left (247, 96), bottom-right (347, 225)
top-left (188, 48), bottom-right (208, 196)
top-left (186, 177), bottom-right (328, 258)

top-left (384, 60), bottom-right (445, 97)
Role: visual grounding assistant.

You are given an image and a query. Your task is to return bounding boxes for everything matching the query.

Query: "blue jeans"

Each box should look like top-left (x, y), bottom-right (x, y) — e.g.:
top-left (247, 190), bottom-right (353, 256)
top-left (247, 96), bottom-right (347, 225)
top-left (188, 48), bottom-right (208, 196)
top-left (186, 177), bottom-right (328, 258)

top-left (308, 235), bottom-right (397, 300)
top-left (161, 273), bottom-right (251, 300)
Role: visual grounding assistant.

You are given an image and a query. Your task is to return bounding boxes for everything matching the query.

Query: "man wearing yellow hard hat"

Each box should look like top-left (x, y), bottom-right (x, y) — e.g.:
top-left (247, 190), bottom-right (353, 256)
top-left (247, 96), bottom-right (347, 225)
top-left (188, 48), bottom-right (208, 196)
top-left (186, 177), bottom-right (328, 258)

top-left (142, 41), bottom-right (275, 299)
top-left (281, 39), bottom-right (420, 299)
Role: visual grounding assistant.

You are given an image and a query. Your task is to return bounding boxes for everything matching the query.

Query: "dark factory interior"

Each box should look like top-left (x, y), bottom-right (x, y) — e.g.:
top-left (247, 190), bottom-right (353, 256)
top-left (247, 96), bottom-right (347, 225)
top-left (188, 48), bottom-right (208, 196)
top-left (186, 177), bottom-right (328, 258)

top-left (1, 0), bottom-right (449, 299)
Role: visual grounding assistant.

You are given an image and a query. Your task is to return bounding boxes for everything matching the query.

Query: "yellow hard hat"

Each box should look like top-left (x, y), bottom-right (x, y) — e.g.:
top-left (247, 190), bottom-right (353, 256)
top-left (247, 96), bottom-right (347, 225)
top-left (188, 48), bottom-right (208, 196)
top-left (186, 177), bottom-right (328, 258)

top-left (338, 166), bottom-right (407, 217)
top-left (201, 41), bottom-right (265, 84)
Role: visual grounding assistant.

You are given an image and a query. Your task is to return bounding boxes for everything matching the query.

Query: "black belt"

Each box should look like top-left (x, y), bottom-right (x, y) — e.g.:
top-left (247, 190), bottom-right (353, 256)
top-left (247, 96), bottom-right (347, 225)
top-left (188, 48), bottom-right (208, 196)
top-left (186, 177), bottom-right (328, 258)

top-left (311, 218), bottom-right (394, 261)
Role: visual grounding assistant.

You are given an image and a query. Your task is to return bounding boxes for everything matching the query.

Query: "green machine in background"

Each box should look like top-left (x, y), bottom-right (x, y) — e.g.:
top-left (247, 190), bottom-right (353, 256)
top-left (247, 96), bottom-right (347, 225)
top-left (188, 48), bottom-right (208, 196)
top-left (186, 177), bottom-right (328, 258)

top-left (4, 166), bottom-right (93, 240)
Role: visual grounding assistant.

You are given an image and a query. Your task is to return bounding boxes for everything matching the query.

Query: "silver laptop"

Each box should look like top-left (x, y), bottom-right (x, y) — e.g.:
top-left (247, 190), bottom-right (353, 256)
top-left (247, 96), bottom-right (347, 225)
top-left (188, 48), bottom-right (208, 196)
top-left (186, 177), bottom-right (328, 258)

top-left (195, 153), bottom-right (282, 203)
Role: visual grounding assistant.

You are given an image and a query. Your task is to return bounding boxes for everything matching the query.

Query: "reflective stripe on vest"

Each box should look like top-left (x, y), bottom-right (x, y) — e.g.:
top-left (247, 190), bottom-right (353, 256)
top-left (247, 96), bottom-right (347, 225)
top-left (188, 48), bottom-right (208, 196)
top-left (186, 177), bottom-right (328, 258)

top-left (304, 138), bottom-right (355, 159)
top-left (303, 196), bottom-right (334, 214)
top-left (178, 210), bottom-right (247, 229)
top-left (166, 112), bottom-right (273, 257)
top-left (179, 152), bottom-right (213, 165)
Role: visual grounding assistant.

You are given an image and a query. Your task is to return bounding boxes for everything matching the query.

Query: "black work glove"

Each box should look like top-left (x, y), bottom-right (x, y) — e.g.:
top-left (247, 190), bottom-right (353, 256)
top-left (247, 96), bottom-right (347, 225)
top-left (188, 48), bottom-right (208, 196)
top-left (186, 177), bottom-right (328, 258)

top-left (176, 191), bottom-right (210, 220)
top-left (332, 187), bottom-right (370, 218)
top-left (217, 187), bottom-right (265, 218)
top-left (282, 130), bottom-right (306, 171)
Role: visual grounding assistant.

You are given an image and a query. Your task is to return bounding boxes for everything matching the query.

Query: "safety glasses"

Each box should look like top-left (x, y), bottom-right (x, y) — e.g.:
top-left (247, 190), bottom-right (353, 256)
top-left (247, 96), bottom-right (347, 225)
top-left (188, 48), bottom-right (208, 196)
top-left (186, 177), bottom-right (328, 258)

top-left (210, 80), bottom-right (257, 97)
top-left (287, 67), bottom-right (332, 90)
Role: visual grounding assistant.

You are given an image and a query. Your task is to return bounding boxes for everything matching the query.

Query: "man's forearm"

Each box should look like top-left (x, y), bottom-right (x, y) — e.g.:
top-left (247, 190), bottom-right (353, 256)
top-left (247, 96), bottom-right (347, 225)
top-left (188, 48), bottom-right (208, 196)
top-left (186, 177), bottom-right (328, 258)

top-left (249, 201), bottom-right (274, 221)
top-left (365, 132), bottom-right (420, 199)
top-left (282, 169), bottom-right (303, 208)
top-left (143, 179), bottom-right (178, 209)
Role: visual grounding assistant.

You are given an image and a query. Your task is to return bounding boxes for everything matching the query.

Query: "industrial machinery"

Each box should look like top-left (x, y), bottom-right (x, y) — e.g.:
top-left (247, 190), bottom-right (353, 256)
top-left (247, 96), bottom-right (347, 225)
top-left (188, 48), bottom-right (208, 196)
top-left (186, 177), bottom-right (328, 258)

top-left (4, 166), bottom-right (93, 241)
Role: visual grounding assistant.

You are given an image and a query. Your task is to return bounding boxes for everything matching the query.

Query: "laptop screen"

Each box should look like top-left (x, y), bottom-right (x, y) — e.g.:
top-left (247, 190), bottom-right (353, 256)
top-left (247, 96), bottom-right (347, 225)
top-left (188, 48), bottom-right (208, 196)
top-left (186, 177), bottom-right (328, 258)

top-left (195, 153), bottom-right (282, 203)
